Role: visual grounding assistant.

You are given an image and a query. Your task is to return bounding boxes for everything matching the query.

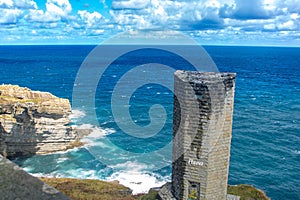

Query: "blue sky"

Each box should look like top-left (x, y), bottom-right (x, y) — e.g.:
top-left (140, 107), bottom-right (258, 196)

top-left (0, 0), bottom-right (299, 46)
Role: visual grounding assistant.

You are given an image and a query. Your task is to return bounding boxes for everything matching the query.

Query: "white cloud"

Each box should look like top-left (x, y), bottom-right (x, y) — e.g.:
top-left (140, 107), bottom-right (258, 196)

top-left (264, 23), bottom-right (276, 31)
top-left (290, 13), bottom-right (299, 20)
top-left (263, 0), bottom-right (276, 12)
top-left (0, 0), bottom-right (37, 9)
top-left (194, 1), bottom-right (223, 29)
top-left (26, 9), bottom-right (60, 22)
top-left (46, 0), bottom-right (72, 18)
top-left (0, 8), bottom-right (23, 24)
top-left (277, 20), bottom-right (297, 31)
top-left (110, 0), bottom-right (226, 30)
top-left (78, 10), bottom-right (103, 28)
top-left (90, 29), bottom-right (105, 35)
top-left (0, 0), bottom-right (13, 8)
top-left (25, 0), bottom-right (73, 23)
top-left (0, 0), bottom-right (299, 45)
top-left (14, 0), bottom-right (37, 9)
top-left (146, 0), bottom-right (183, 28)
top-left (112, 0), bottom-right (150, 10)
top-left (220, 0), bottom-right (274, 20)
top-left (281, 0), bottom-right (300, 14)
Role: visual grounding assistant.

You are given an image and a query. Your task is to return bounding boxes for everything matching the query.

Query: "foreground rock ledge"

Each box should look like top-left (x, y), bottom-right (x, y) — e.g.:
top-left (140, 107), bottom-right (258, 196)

top-left (0, 84), bottom-right (83, 158)
top-left (0, 155), bottom-right (70, 200)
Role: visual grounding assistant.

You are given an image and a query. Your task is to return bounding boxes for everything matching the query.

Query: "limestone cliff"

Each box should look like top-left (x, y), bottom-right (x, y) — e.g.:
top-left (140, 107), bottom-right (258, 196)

top-left (0, 85), bottom-right (82, 158)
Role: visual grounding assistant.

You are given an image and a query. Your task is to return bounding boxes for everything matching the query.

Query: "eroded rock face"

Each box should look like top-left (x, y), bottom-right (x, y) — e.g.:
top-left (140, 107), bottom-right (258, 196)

top-left (0, 85), bottom-right (80, 158)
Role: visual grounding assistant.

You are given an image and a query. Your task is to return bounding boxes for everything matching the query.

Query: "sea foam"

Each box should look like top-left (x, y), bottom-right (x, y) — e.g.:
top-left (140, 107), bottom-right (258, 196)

top-left (106, 161), bottom-right (168, 194)
top-left (69, 109), bottom-right (86, 119)
top-left (79, 125), bottom-right (116, 146)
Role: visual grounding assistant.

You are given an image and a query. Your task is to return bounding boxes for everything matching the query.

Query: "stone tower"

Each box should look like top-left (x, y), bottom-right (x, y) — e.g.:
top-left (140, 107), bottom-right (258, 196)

top-left (161, 71), bottom-right (236, 200)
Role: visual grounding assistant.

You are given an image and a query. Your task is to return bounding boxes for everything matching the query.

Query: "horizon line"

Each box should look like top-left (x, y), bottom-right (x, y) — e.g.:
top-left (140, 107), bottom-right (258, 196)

top-left (0, 43), bottom-right (299, 48)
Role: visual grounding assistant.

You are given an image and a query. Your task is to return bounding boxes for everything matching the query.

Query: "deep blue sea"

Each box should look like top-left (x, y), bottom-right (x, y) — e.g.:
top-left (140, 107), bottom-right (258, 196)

top-left (0, 45), bottom-right (299, 199)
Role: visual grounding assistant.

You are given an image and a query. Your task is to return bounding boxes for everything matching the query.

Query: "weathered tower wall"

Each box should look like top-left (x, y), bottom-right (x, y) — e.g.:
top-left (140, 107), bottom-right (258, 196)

top-left (171, 71), bottom-right (236, 200)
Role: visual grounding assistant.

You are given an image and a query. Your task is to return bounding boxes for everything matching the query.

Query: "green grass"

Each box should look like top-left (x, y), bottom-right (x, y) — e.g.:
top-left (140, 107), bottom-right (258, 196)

top-left (139, 185), bottom-right (270, 200)
top-left (41, 178), bottom-right (270, 200)
top-left (228, 184), bottom-right (270, 200)
top-left (41, 177), bottom-right (136, 200)
top-left (138, 189), bottom-right (159, 200)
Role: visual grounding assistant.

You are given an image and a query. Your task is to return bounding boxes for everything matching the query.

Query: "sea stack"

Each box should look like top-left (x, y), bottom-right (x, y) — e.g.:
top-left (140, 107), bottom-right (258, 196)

top-left (159, 71), bottom-right (237, 200)
top-left (0, 85), bottom-right (81, 158)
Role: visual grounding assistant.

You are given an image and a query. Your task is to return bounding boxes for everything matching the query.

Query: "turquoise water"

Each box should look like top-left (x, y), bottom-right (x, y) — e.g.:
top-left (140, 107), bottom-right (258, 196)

top-left (0, 45), bottom-right (299, 199)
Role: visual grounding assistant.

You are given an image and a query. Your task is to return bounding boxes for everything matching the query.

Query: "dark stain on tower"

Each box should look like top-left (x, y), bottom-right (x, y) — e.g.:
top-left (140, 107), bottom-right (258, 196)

top-left (171, 70), bottom-right (236, 200)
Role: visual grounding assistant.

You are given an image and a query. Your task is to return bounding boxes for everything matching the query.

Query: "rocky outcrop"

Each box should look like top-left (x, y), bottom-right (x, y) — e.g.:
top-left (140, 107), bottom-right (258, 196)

top-left (0, 155), bottom-right (70, 199)
top-left (0, 85), bottom-right (82, 158)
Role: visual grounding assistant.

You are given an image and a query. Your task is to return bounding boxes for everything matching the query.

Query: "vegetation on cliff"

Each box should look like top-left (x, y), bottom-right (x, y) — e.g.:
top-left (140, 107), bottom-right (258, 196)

top-left (0, 84), bottom-right (67, 105)
top-left (41, 177), bottom-right (135, 200)
top-left (42, 177), bottom-right (270, 200)
top-left (227, 185), bottom-right (270, 200)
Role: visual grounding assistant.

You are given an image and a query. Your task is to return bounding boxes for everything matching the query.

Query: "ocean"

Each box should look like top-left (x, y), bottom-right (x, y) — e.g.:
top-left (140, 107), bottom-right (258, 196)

top-left (0, 45), bottom-right (299, 199)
